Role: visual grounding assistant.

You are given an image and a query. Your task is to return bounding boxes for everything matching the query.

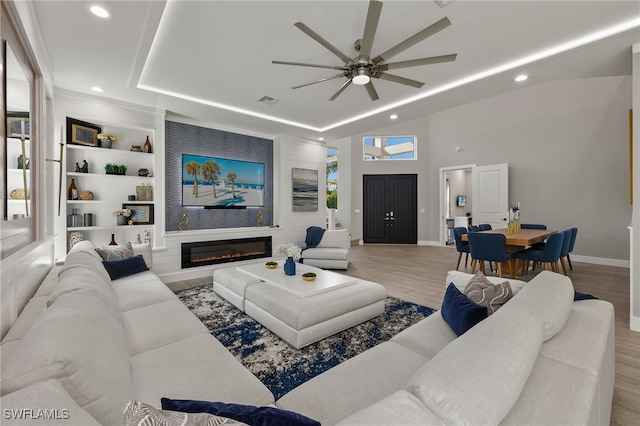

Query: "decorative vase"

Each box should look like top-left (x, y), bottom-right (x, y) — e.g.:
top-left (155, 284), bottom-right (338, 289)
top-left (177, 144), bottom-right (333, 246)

top-left (68, 231), bottom-right (84, 249)
top-left (117, 215), bottom-right (128, 226)
top-left (284, 257), bottom-right (296, 276)
top-left (109, 234), bottom-right (117, 245)
top-left (100, 139), bottom-right (112, 149)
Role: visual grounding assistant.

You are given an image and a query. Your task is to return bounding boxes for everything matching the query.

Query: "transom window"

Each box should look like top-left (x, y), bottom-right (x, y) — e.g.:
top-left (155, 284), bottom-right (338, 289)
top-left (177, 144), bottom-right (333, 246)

top-left (363, 135), bottom-right (417, 160)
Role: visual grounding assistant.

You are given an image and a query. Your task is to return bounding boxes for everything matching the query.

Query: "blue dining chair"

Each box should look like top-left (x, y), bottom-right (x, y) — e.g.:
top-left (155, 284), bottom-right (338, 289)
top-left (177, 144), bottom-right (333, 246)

top-left (478, 224), bottom-right (492, 231)
top-left (567, 227), bottom-right (578, 270)
top-left (514, 231), bottom-right (565, 276)
top-left (520, 224), bottom-right (547, 230)
top-left (453, 227), bottom-right (471, 270)
top-left (558, 229), bottom-right (573, 275)
top-left (467, 232), bottom-right (514, 278)
top-left (468, 225), bottom-right (480, 232)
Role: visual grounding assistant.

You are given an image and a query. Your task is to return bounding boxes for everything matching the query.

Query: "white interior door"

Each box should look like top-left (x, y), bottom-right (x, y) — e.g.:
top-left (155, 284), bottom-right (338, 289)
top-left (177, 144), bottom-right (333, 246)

top-left (472, 163), bottom-right (509, 229)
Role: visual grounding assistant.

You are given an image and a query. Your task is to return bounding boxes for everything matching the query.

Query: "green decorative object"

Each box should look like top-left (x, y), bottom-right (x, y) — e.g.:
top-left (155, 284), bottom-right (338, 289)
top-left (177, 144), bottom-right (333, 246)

top-left (105, 163), bottom-right (127, 175)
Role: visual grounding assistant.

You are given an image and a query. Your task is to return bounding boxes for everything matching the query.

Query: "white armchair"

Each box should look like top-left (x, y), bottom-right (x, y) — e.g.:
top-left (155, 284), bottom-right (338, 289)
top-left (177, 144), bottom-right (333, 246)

top-left (300, 228), bottom-right (351, 270)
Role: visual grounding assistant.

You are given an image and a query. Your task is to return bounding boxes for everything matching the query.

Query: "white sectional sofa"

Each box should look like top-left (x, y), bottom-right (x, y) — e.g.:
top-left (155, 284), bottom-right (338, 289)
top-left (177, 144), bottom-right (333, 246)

top-left (0, 240), bottom-right (615, 426)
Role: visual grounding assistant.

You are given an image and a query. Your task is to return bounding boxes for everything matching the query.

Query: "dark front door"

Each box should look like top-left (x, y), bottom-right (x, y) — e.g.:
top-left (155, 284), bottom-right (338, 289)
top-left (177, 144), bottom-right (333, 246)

top-left (363, 174), bottom-right (417, 244)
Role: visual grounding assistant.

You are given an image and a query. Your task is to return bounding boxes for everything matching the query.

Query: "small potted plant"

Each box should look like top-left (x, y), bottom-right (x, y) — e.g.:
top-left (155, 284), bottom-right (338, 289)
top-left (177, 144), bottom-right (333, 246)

top-left (97, 133), bottom-right (117, 149)
top-left (105, 163), bottom-right (127, 175)
top-left (112, 208), bottom-right (132, 226)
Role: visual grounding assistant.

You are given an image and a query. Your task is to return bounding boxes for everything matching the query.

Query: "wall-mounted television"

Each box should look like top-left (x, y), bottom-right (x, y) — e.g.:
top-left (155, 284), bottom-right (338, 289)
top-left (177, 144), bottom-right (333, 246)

top-left (182, 154), bottom-right (264, 208)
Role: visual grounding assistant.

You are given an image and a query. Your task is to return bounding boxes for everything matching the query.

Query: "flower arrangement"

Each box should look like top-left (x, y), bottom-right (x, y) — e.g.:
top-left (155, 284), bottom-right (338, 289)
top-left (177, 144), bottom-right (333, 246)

top-left (97, 133), bottom-right (117, 141)
top-left (112, 208), bottom-right (132, 217)
top-left (274, 243), bottom-right (302, 261)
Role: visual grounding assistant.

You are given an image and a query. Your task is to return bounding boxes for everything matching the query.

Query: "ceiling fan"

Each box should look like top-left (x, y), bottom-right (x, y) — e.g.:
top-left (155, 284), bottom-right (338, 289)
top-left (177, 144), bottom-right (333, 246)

top-left (272, 0), bottom-right (457, 101)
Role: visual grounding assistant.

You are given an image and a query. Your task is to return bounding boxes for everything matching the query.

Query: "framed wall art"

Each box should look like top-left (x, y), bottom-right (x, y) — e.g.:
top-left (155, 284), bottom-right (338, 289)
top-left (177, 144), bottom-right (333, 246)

top-left (292, 167), bottom-right (318, 212)
top-left (122, 203), bottom-right (154, 225)
top-left (66, 117), bottom-right (101, 147)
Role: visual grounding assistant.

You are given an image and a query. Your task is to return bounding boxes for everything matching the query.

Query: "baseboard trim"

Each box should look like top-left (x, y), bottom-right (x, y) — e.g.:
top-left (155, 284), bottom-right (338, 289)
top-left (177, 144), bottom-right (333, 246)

top-left (630, 315), bottom-right (640, 332)
top-left (570, 254), bottom-right (629, 268)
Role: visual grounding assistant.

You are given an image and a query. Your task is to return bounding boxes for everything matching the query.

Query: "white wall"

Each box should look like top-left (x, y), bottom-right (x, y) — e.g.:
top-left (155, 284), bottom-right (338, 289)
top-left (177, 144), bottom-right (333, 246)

top-left (344, 75), bottom-right (632, 261)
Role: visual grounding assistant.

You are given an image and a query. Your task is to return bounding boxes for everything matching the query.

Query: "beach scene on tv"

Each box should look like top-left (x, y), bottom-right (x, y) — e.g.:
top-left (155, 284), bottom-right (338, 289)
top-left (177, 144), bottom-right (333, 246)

top-left (182, 154), bottom-right (265, 207)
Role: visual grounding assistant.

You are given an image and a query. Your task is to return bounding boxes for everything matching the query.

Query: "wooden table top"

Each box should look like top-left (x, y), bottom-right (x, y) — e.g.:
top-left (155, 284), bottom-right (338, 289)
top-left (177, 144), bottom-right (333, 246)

top-left (462, 228), bottom-right (556, 247)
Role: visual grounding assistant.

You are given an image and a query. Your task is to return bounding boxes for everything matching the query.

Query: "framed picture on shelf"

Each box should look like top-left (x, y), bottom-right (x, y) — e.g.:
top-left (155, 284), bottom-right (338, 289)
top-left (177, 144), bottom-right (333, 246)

top-left (66, 117), bottom-right (101, 147)
top-left (122, 203), bottom-right (154, 225)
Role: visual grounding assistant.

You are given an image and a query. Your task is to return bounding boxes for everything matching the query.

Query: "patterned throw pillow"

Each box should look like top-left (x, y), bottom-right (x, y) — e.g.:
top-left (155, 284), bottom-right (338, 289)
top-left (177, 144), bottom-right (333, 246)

top-left (95, 242), bottom-right (134, 261)
top-left (463, 271), bottom-right (513, 315)
top-left (123, 400), bottom-right (245, 426)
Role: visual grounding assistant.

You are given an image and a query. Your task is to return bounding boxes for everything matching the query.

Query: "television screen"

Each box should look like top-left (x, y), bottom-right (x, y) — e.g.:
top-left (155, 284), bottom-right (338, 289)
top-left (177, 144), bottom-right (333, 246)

top-left (182, 154), bottom-right (265, 207)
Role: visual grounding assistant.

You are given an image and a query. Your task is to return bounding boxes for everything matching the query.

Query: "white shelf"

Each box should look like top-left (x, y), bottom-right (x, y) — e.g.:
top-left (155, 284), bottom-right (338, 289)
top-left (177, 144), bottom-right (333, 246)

top-left (68, 225), bottom-right (153, 231)
top-left (67, 172), bottom-right (153, 180)
top-left (67, 144), bottom-right (154, 157)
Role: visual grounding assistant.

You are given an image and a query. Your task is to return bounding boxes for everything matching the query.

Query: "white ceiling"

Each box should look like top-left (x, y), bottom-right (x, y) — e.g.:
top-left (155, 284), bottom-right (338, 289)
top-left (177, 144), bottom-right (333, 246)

top-left (34, 1), bottom-right (640, 142)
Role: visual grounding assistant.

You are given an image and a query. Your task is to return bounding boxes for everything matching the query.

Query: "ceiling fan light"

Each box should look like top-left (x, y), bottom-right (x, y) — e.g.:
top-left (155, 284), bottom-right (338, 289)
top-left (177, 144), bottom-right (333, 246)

top-left (352, 68), bottom-right (371, 85)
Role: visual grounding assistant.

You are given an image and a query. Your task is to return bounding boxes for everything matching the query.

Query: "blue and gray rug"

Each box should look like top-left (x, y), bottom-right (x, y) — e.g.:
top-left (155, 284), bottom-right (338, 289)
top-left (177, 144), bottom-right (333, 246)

top-left (176, 285), bottom-right (434, 399)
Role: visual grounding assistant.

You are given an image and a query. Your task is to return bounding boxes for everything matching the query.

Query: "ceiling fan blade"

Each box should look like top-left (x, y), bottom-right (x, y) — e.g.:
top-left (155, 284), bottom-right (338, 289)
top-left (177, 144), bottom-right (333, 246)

top-left (378, 54), bottom-right (457, 71)
top-left (376, 72), bottom-right (425, 88)
top-left (272, 60), bottom-right (345, 71)
top-left (364, 81), bottom-right (379, 101)
top-left (292, 73), bottom-right (345, 90)
top-left (358, 0), bottom-right (383, 59)
top-left (372, 17), bottom-right (452, 64)
top-left (329, 79), bottom-right (352, 101)
top-left (294, 22), bottom-right (352, 64)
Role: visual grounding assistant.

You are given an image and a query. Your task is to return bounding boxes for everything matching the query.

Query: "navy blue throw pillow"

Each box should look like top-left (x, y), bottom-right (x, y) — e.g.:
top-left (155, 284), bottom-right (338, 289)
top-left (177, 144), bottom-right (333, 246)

top-left (574, 291), bottom-right (598, 301)
top-left (102, 254), bottom-right (148, 280)
top-left (441, 283), bottom-right (488, 336)
top-left (160, 399), bottom-right (320, 426)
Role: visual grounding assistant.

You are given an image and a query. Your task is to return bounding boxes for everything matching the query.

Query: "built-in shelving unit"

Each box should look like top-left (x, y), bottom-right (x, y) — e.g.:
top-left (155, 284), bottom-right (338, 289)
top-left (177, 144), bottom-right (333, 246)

top-left (64, 121), bottom-right (156, 249)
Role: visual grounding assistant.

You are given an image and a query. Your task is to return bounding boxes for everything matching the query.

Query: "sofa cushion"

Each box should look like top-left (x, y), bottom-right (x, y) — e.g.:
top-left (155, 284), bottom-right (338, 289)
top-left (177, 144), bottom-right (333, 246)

top-left (463, 272), bottom-right (513, 315)
top-left (0, 295), bottom-right (49, 343)
top-left (446, 270), bottom-right (526, 295)
top-left (103, 254), bottom-right (149, 280)
top-left (67, 240), bottom-right (102, 261)
top-left (123, 300), bottom-right (209, 355)
top-left (1, 380), bottom-right (101, 425)
top-left (95, 242), bottom-right (134, 261)
top-left (111, 271), bottom-right (178, 311)
top-left (161, 399), bottom-right (320, 426)
top-left (316, 228), bottom-right (350, 249)
top-left (337, 390), bottom-right (443, 426)
top-left (505, 271), bottom-right (574, 341)
top-left (441, 283), bottom-right (487, 336)
top-left (131, 333), bottom-right (274, 408)
top-left (132, 243), bottom-right (153, 269)
top-left (123, 400), bottom-right (243, 426)
top-left (48, 267), bottom-right (124, 327)
top-left (60, 249), bottom-right (112, 285)
top-left (33, 265), bottom-right (63, 297)
top-left (301, 247), bottom-right (349, 260)
top-left (1, 289), bottom-right (133, 426)
top-left (406, 304), bottom-right (544, 426)
top-left (390, 311), bottom-right (457, 359)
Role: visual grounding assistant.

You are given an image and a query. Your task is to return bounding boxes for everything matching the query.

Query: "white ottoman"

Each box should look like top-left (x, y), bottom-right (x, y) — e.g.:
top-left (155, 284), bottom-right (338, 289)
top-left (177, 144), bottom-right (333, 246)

top-left (213, 267), bottom-right (262, 311)
top-left (245, 279), bottom-right (387, 349)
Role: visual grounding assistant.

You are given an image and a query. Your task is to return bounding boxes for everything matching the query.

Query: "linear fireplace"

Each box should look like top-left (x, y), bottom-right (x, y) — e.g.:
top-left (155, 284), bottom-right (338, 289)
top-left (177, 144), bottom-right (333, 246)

top-left (181, 236), bottom-right (272, 269)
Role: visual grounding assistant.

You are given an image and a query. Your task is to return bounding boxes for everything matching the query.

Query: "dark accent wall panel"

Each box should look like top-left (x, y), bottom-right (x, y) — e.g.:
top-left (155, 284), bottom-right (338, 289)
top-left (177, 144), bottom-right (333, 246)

top-left (165, 121), bottom-right (273, 231)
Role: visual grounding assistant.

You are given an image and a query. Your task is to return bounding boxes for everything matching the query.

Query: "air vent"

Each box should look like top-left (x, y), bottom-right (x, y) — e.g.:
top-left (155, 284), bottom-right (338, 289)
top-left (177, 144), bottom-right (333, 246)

top-left (257, 95), bottom-right (280, 106)
top-left (434, 0), bottom-right (454, 8)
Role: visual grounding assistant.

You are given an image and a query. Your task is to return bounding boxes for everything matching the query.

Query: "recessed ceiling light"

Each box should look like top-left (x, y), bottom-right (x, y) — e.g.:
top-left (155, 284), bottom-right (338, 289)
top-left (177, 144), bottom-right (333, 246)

top-left (514, 74), bottom-right (528, 82)
top-left (91, 86), bottom-right (105, 93)
top-left (389, 114), bottom-right (398, 120)
top-left (318, 137), bottom-right (325, 141)
top-left (90, 6), bottom-right (111, 19)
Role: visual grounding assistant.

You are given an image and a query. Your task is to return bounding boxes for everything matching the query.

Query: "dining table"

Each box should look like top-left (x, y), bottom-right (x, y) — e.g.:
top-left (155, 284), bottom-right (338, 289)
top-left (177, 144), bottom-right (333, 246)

top-left (461, 228), bottom-right (557, 278)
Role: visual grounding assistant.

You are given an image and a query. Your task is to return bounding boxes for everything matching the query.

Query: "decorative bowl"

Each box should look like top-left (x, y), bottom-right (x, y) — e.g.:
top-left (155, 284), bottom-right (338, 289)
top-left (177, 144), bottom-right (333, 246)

top-left (265, 261), bottom-right (278, 269)
top-left (302, 272), bottom-right (317, 281)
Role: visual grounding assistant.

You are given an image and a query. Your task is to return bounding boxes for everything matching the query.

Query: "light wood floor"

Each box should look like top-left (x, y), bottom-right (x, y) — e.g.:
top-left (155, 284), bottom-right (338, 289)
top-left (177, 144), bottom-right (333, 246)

top-left (170, 244), bottom-right (639, 425)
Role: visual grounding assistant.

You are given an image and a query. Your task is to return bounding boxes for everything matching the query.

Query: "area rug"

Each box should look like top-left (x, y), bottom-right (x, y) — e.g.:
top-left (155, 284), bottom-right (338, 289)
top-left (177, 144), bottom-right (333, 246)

top-left (176, 285), bottom-right (435, 399)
